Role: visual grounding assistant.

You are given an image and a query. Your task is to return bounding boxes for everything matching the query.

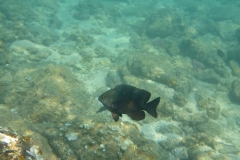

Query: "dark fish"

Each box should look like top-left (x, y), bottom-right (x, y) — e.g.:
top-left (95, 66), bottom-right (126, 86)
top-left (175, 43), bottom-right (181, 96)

top-left (98, 84), bottom-right (160, 122)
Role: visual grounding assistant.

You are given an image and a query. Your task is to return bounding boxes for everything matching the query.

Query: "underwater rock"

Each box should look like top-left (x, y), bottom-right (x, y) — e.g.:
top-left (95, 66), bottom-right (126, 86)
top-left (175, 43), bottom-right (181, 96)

top-left (187, 145), bottom-right (215, 160)
top-left (173, 92), bottom-right (187, 107)
top-left (117, 65), bottom-right (132, 78)
top-left (210, 5), bottom-right (238, 21)
top-left (0, 49), bottom-right (8, 65)
top-left (175, 81), bottom-right (192, 97)
top-left (129, 33), bottom-right (144, 49)
top-left (127, 54), bottom-right (162, 80)
top-left (141, 122), bottom-right (183, 152)
top-left (0, 17), bottom-right (31, 42)
top-left (150, 37), bottom-right (166, 49)
top-left (236, 27), bottom-right (240, 42)
top-left (0, 1), bottom-right (36, 22)
top-left (195, 120), bottom-right (224, 136)
top-left (227, 46), bottom-right (240, 64)
top-left (30, 51), bottom-right (51, 62)
top-left (172, 147), bottom-right (188, 159)
top-left (142, 8), bottom-right (185, 38)
top-left (195, 88), bottom-right (214, 104)
top-left (196, 17), bottom-right (221, 37)
top-left (166, 57), bottom-right (193, 88)
top-left (197, 98), bottom-right (221, 119)
top-left (217, 48), bottom-right (227, 61)
top-left (230, 79), bottom-right (240, 103)
top-left (179, 38), bottom-right (220, 72)
top-left (0, 64), bottom-right (90, 123)
top-left (190, 112), bottom-right (209, 126)
top-left (155, 123), bottom-right (184, 136)
top-left (47, 138), bottom-right (77, 159)
top-left (66, 33), bottom-right (95, 48)
top-left (0, 12), bottom-right (6, 22)
top-left (192, 59), bottom-right (205, 72)
top-left (118, 139), bottom-right (132, 151)
top-left (0, 63), bottom-right (171, 159)
top-left (105, 5), bottom-right (121, 21)
top-left (58, 49), bottom-right (73, 56)
top-left (159, 101), bottom-right (174, 117)
top-left (157, 133), bottom-right (182, 151)
top-left (184, 27), bottom-right (198, 38)
top-left (179, 38), bottom-right (207, 59)
top-left (0, 126), bottom-right (56, 159)
top-left (73, 0), bottom-right (101, 20)
top-left (105, 70), bottom-right (122, 88)
top-left (197, 69), bottom-right (222, 84)
top-left (206, 100), bottom-right (221, 120)
top-left (229, 60), bottom-right (240, 77)
top-left (29, 146), bottom-right (44, 160)
top-left (26, 22), bottom-right (59, 46)
top-left (100, 58), bottom-right (112, 67)
top-left (214, 62), bottom-right (231, 78)
top-left (0, 39), bottom-right (4, 49)
top-left (65, 132), bottom-right (78, 141)
top-left (173, 110), bottom-right (191, 124)
top-left (26, 47), bottom-right (39, 55)
top-left (122, 75), bottom-right (142, 87)
top-left (214, 140), bottom-right (240, 155)
top-left (182, 133), bottom-right (215, 149)
top-left (73, 11), bottom-right (90, 20)
top-left (79, 50), bottom-right (93, 62)
top-left (49, 16), bottom-right (62, 29)
top-left (164, 39), bottom-right (180, 56)
top-left (95, 46), bottom-right (112, 58)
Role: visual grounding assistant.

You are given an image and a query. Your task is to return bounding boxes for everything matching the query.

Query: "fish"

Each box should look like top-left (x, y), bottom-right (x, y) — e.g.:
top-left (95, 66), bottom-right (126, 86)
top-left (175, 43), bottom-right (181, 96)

top-left (98, 84), bottom-right (160, 122)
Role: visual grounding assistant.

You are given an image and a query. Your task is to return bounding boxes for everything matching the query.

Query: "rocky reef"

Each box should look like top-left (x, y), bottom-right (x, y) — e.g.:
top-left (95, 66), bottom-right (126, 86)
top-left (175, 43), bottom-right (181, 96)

top-left (0, 64), bottom-right (169, 159)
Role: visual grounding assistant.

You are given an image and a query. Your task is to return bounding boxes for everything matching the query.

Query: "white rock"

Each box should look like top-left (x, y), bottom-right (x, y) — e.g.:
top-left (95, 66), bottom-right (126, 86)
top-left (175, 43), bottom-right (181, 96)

top-left (65, 132), bottom-right (78, 141)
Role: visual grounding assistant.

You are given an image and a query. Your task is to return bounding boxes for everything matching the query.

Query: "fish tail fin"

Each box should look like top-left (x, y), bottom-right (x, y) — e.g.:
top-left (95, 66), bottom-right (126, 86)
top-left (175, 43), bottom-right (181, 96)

top-left (145, 97), bottom-right (160, 118)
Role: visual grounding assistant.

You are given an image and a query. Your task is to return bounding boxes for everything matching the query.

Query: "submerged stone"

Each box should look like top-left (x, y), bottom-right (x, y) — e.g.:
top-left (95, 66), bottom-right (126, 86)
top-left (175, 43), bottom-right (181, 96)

top-left (236, 27), bottom-right (240, 42)
top-left (65, 132), bottom-right (78, 141)
top-left (230, 79), bottom-right (240, 103)
top-left (195, 120), bottom-right (224, 136)
top-left (157, 133), bottom-right (182, 151)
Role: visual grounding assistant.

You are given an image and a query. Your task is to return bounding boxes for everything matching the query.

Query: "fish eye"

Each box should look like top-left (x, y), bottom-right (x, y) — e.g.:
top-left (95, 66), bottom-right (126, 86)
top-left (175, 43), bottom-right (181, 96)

top-left (102, 95), bottom-right (105, 99)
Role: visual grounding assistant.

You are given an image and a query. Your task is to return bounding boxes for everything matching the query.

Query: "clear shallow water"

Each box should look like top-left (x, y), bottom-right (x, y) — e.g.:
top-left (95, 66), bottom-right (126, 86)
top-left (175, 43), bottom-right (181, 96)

top-left (0, 0), bottom-right (240, 159)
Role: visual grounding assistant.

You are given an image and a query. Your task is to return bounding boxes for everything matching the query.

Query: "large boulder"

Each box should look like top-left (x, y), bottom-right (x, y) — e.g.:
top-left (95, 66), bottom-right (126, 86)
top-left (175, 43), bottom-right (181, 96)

top-left (236, 27), bottom-right (240, 42)
top-left (135, 8), bottom-right (185, 39)
top-left (230, 79), bottom-right (240, 103)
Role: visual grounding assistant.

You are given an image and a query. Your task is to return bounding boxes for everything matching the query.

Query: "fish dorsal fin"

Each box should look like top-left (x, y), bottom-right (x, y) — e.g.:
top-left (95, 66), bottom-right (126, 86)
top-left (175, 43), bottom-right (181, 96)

top-left (113, 84), bottom-right (135, 102)
top-left (114, 84), bottom-right (151, 104)
top-left (114, 84), bottom-right (136, 92)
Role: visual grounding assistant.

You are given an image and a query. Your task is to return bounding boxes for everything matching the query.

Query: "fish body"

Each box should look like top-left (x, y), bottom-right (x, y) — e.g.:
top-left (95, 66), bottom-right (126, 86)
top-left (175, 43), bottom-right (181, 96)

top-left (98, 84), bottom-right (160, 122)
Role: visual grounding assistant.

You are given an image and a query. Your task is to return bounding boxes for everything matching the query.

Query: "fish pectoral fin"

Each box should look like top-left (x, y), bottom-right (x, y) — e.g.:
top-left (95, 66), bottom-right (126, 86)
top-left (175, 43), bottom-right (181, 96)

top-left (127, 111), bottom-right (145, 121)
top-left (111, 112), bottom-right (120, 122)
top-left (96, 106), bottom-right (107, 113)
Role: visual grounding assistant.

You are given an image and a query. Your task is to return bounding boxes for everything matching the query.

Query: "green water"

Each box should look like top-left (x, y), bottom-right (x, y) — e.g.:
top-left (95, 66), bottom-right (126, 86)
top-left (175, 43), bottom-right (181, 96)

top-left (0, 0), bottom-right (240, 159)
